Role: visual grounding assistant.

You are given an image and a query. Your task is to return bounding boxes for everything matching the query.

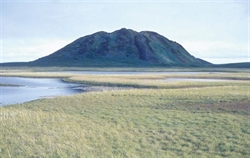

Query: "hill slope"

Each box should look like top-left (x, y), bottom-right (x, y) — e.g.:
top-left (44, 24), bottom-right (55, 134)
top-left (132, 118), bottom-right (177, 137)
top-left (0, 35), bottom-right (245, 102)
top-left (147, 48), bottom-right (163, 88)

top-left (28, 28), bottom-right (211, 67)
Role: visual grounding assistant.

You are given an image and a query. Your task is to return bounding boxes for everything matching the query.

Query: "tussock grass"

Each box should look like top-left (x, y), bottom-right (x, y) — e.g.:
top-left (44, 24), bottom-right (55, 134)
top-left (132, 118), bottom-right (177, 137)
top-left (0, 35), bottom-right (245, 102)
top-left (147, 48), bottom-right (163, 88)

top-left (0, 69), bottom-right (249, 157)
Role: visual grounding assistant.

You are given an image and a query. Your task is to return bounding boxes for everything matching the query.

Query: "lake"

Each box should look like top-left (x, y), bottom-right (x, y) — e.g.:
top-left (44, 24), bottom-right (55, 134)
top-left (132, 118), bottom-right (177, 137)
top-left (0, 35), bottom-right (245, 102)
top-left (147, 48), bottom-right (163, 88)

top-left (0, 77), bottom-right (83, 106)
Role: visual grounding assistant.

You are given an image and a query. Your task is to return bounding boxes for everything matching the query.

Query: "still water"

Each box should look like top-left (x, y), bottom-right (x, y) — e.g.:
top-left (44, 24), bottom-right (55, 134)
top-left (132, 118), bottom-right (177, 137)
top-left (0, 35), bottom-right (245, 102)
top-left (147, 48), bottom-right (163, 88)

top-left (166, 78), bottom-right (232, 82)
top-left (51, 71), bottom-right (220, 75)
top-left (0, 77), bottom-right (83, 106)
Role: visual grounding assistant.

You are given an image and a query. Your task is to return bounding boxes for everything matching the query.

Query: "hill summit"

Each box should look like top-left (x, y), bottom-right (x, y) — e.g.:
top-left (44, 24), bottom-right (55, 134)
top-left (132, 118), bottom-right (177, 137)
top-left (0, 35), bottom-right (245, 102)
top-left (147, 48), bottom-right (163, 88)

top-left (30, 28), bottom-right (211, 67)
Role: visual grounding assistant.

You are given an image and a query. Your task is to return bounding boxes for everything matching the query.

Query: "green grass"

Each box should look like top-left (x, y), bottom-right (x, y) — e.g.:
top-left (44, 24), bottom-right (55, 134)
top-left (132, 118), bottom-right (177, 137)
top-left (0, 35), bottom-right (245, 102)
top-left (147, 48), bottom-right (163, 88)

top-left (0, 68), bottom-right (249, 157)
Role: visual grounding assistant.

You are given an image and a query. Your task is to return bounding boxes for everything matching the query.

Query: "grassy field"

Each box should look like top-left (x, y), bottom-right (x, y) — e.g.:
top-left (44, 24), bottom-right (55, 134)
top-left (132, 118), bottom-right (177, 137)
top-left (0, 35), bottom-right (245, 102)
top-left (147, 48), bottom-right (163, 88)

top-left (0, 68), bottom-right (249, 157)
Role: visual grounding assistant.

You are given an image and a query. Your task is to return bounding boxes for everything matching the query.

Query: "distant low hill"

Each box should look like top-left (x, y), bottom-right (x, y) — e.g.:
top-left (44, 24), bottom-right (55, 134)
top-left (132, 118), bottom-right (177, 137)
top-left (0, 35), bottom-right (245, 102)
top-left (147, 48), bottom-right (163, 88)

top-left (213, 62), bottom-right (250, 68)
top-left (1, 28), bottom-right (248, 68)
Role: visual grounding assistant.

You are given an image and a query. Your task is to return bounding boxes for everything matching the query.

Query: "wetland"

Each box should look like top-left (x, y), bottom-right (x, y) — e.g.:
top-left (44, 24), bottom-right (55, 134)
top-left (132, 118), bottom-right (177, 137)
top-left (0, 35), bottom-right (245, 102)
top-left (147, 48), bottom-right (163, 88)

top-left (0, 71), bottom-right (237, 106)
top-left (0, 67), bottom-right (249, 157)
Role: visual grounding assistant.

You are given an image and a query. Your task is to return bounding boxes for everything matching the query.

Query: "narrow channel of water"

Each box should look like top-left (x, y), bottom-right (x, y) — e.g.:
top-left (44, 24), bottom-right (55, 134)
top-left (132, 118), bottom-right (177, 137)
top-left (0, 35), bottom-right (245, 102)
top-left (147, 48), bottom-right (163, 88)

top-left (50, 71), bottom-right (225, 75)
top-left (165, 78), bottom-right (233, 82)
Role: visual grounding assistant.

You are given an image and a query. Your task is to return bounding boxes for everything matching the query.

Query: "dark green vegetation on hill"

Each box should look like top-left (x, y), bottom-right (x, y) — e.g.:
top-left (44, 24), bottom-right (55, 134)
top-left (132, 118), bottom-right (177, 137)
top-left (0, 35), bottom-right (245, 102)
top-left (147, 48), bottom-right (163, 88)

top-left (1, 28), bottom-right (249, 68)
top-left (32, 28), bottom-right (210, 67)
top-left (1, 28), bottom-right (215, 67)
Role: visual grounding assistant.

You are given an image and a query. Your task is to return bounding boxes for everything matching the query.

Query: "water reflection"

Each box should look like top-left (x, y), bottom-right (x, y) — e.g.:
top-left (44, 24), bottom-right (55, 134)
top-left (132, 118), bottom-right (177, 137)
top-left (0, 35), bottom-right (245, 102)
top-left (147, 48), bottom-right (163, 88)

top-left (0, 77), bottom-right (83, 106)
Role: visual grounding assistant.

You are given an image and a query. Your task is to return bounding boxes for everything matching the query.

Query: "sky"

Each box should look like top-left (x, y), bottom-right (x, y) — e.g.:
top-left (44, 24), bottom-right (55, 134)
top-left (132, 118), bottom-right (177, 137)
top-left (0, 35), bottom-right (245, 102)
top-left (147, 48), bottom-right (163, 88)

top-left (0, 0), bottom-right (249, 64)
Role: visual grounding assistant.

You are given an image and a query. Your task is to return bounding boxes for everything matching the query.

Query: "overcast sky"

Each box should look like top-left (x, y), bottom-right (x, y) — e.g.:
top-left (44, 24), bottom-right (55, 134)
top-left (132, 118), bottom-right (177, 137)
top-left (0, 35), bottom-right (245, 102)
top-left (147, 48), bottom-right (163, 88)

top-left (1, 0), bottom-right (249, 64)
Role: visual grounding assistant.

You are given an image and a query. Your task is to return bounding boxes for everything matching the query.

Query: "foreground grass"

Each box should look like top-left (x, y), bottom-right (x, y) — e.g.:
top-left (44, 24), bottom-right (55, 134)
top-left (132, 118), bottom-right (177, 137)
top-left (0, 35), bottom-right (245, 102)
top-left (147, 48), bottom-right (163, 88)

top-left (0, 69), bottom-right (249, 157)
top-left (1, 87), bottom-right (249, 157)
